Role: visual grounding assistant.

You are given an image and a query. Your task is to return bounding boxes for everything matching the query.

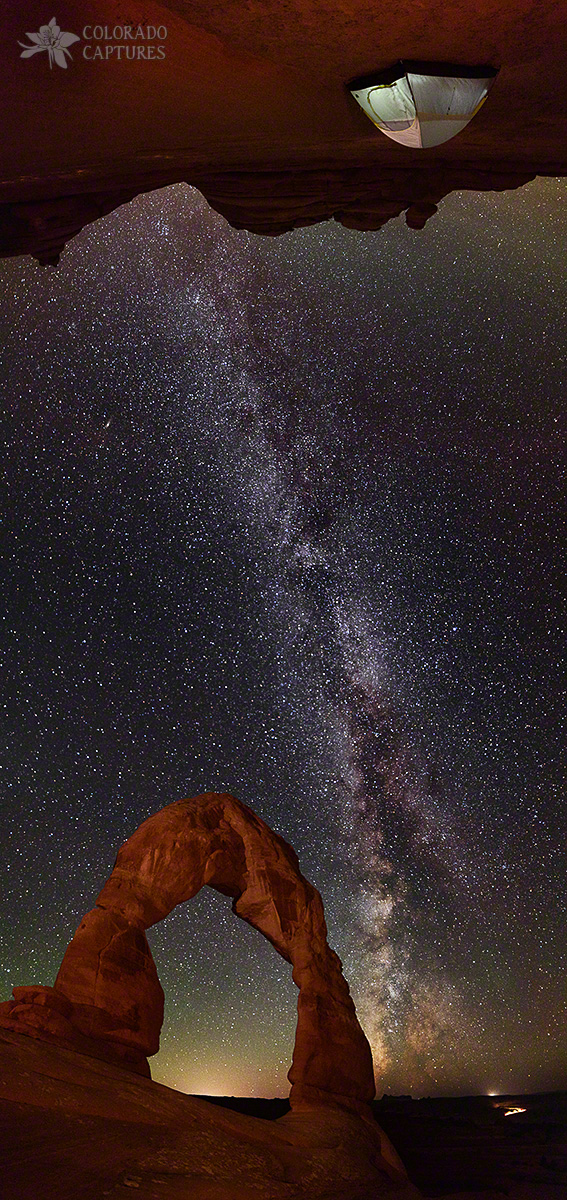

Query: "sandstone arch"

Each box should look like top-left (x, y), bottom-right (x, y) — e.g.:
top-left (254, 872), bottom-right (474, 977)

top-left (0, 793), bottom-right (375, 1114)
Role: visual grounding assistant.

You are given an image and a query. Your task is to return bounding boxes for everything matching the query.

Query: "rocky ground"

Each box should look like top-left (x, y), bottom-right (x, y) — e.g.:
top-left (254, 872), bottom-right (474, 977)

top-left (0, 1031), bottom-right (417, 1200)
top-left (2, 1030), bottom-right (566, 1200)
top-left (194, 1092), bottom-right (567, 1199)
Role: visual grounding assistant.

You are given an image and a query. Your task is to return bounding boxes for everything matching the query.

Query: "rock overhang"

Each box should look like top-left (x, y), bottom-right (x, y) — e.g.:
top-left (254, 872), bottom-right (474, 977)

top-left (1, 0), bottom-right (565, 261)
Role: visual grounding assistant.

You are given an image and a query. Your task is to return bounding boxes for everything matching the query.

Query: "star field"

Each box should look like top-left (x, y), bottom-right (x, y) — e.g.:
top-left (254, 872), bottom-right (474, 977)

top-left (1, 179), bottom-right (565, 1098)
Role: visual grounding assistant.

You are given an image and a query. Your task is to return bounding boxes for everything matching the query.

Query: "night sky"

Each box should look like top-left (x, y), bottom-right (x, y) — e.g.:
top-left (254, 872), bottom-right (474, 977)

top-left (1, 179), bottom-right (565, 1099)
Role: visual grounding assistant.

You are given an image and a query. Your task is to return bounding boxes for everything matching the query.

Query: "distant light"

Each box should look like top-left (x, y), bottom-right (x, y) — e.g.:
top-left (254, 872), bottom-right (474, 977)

top-left (349, 61), bottom-right (498, 149)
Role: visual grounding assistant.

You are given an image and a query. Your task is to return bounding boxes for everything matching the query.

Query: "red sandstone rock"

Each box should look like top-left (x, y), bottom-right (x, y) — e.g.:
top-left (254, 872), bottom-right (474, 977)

top-left (0, 793), bottom-right (375, 1115)
top-left (0, 1030), bottom-right (421, 1199)
top-left (0, 167), bottom-right (538, 263)
top-left (0, 0), bottom-right (564, 259)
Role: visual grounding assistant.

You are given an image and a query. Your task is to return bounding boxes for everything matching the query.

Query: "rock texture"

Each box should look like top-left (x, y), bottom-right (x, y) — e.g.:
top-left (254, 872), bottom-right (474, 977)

top-left (1, 0), bottom-right (566, 260)
top-left (0, 793), bottom-right (374, 1115)
top-left (2, 1035), bottom-right (565, 1200)
top-left (0, 166), bottom-right (537, 265)
top-left (0, 1030), bottom-right (420, 1199)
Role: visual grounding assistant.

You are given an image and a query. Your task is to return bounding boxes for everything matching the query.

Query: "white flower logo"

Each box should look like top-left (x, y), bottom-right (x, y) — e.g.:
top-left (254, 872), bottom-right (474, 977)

top-left (19, 17), bottom-right (80, 69)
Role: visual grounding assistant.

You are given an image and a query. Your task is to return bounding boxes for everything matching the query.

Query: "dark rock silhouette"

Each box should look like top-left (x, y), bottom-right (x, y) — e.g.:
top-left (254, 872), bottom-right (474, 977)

top-left (0, 792), bottom-right (374, 1115)
top-left (0, 167), bottom-right (537, 264)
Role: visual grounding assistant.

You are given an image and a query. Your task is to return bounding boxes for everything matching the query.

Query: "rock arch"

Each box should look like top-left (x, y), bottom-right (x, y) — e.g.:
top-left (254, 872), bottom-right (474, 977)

top-left (0, 793), bottom-right (375, 1114)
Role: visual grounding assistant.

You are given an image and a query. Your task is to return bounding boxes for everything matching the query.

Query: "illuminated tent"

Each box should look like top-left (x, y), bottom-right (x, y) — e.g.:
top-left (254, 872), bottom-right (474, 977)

top-left (349, 61), bottom-right (498, 148)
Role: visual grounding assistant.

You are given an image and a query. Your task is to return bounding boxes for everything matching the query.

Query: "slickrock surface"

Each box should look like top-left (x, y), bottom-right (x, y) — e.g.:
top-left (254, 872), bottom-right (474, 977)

top-left (1, 1034), bottom-right (564, 1199)
top-left (0, 1031), bottom-right (420, 1200)
top-left (1, 0), bottom-right (566, 260)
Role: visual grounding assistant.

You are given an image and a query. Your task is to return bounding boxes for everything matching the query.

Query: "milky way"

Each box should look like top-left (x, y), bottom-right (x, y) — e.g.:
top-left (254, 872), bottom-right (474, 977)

top-left (1, 180), bottom-right (565, 1097)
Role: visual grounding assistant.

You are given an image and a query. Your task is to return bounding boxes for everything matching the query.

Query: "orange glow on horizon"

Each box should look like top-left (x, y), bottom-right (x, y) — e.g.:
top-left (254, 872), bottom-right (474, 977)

top-left (151, 1056), bottom-right (290, 1099)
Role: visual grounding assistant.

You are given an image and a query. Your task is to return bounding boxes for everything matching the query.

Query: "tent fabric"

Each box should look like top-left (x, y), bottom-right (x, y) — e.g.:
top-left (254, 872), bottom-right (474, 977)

top-left (349, 62), bottom-right (498, 148)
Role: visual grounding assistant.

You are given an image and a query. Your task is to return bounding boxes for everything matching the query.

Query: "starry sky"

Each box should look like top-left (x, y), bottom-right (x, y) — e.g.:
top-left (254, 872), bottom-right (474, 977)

top-left (1, 179), bottom-right (566, 1100)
